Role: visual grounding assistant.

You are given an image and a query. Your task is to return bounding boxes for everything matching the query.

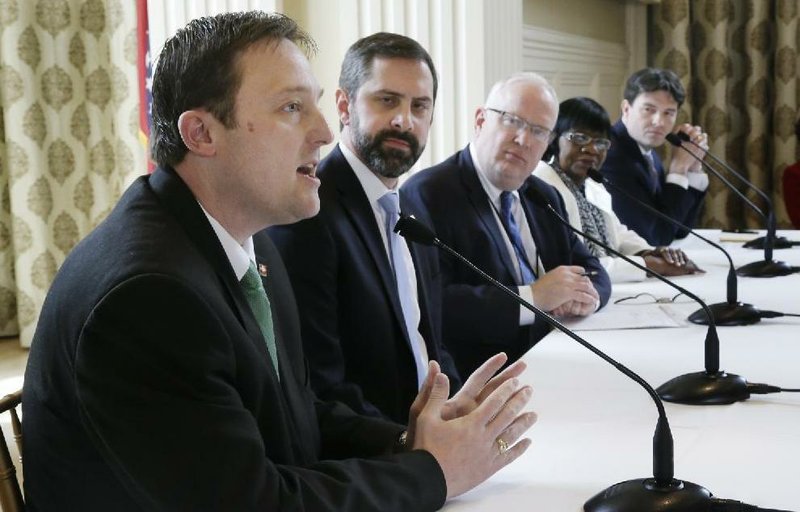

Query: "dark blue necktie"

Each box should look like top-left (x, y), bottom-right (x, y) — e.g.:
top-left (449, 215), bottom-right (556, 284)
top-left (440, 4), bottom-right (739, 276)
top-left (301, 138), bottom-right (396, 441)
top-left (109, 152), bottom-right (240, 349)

top-left (644, 151), bottom-right (661, 194)
top-left (499, 191), bottom-right (536, 285)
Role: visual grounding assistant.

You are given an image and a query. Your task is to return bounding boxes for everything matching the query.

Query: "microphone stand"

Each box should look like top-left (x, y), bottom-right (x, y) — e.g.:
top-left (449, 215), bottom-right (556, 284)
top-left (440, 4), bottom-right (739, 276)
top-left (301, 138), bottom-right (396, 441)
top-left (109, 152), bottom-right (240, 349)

top-left (666, 133), bottom-right (795, 277)
top-left (393, 215), bottom-right (713, 512)
top-left (586, 168), bottom-right (761, 326)
top-left (676, 131), bottom-right (795, 253)
top-left (522, 188), bottom-right (750, 406)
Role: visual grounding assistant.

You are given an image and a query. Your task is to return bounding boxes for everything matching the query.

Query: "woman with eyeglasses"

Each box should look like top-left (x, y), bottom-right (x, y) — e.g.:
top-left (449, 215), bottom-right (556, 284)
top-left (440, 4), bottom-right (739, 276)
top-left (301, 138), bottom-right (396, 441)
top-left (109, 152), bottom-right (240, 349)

top-left (533, 97), bottom-right (702, 282)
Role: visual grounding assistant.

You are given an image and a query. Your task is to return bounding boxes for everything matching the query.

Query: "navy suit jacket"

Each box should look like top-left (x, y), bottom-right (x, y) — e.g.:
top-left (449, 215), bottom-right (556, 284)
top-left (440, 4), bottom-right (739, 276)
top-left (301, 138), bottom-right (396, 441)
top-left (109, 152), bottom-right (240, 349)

top-left (268, 145), bottom-right (460, 424)
top-left (401, 146), bottom-right (611, 375)
top-left (600, 120), bottom-right (706, 246)
top-left (23, 166), bottom-right (445, 511)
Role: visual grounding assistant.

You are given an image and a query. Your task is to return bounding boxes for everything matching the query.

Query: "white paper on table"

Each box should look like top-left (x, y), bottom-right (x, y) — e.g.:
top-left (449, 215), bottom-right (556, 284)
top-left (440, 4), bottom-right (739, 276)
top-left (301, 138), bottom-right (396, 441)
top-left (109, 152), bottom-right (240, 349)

top-left (558, 303), bottom-right (685, 331)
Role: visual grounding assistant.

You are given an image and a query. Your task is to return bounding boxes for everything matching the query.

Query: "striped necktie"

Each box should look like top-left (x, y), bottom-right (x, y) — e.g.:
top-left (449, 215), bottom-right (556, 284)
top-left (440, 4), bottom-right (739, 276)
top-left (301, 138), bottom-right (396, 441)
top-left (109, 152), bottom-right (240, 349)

top-left (500, 191), bottom-right (536, 285)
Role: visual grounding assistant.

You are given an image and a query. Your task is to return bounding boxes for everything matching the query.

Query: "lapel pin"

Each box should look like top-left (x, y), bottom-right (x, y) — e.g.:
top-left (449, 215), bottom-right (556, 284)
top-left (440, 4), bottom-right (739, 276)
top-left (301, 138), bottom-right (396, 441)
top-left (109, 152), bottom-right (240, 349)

top-left (257, 263), bottom-right (269, 277)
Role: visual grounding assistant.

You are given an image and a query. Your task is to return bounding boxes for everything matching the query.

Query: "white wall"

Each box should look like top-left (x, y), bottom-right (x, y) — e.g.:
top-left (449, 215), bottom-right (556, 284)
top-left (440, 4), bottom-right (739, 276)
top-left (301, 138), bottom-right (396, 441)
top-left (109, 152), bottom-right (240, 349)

top-left (145, 0), bottom-right (647, 165)
top-left (147, 0), bottom-right (282, 62)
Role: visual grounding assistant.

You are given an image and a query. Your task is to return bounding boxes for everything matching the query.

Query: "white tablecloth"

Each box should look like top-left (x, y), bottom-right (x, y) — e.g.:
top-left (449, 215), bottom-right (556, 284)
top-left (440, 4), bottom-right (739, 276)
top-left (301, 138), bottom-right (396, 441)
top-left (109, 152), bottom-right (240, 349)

top-left (442, 230), bottom-right (800, 511)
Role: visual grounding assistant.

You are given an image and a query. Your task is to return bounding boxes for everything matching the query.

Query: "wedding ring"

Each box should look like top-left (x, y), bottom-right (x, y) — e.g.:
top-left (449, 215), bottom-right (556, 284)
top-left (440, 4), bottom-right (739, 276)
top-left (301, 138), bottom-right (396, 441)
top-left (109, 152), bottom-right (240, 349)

top-left (496, 437), bottom-right (509, 454)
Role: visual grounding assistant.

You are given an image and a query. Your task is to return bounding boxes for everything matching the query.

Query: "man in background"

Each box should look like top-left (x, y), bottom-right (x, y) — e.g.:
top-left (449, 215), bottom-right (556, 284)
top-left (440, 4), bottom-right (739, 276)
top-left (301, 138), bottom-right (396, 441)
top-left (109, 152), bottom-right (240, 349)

top-left (600, 67), bottom-right (709, 246)
top-left (22, 12), bottom-right (535, 510)
top-left (269, 33), bottom-right (461, 424)
top-left (403, 72), bottom-right (610, 376)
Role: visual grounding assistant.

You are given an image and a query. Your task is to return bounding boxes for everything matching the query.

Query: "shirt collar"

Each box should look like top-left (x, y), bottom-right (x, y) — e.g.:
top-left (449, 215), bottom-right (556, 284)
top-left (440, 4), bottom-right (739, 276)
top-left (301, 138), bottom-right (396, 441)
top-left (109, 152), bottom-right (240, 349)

top-left (469, 142), bottom-right (516, 208)
top-left (199, 203), bottom-right (255, 281)
top-left (340, 142), bottom-right (395, 204)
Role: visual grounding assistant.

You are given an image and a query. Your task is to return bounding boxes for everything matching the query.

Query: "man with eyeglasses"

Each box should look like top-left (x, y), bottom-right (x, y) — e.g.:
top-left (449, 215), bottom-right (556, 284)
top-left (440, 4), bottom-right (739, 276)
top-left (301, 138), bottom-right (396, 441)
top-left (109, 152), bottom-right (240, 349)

top-left (534, 96), bottom-right (702, 283)
top-left (600, 67), bottom-right (709, 246)
top-left (402, 72), bottom-right (611, 375)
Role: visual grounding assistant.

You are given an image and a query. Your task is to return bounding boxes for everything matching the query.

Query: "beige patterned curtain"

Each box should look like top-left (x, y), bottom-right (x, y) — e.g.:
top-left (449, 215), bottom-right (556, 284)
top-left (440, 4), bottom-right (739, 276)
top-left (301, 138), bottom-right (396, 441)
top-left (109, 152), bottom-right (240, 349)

top-left (650, 0), bottom-right (799, 230)
top-left (0, 0), bottom-right (144, 347)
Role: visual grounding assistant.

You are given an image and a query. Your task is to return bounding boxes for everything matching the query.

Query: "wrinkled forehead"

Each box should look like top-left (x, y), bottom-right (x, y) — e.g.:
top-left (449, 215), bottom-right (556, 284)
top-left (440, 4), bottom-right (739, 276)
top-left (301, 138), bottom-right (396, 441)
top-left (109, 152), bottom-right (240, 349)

top-left (493, 80), bottom-right (558, 125)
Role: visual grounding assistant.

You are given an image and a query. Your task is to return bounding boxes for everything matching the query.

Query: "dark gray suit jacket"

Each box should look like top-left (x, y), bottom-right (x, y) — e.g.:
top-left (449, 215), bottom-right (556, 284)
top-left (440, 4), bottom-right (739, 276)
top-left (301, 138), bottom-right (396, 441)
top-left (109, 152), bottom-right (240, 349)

top-left (402, 146), bottom-right (611, 375)
top-left (601, 120), bottom-right (706, 245)
top-left (268, 145), bottom-right (460, 424)
top-left (22, 166), bottom-right (445, 511)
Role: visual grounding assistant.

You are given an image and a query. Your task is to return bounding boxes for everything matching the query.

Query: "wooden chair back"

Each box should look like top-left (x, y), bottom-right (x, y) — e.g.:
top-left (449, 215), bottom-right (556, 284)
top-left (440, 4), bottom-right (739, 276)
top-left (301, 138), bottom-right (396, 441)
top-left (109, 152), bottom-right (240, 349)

top-left (0, 390), bottom-right (23, 512)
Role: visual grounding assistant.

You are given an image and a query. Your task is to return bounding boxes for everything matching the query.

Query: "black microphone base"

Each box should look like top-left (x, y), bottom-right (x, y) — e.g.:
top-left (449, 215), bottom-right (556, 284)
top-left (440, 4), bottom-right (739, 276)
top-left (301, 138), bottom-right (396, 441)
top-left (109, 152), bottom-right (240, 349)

top-left (736, 258), bottom-right (796, 277)
top-left (584, 478), bottom-right (712, 511)
top-left (657, 371), bottom-right (749, 405)
top-left (687, 301), bottom-right (761, 326)
top-left (743, 235), bottom-right (793, 249)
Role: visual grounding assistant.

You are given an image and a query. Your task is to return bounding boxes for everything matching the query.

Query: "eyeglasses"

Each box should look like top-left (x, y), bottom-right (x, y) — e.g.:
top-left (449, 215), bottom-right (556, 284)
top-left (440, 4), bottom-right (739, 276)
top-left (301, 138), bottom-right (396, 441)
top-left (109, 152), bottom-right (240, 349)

top-left (485, 108), bottom-right (555, 144)
top-left (563, 131), bottom-right (612, 152)
top-left (613, 292), bottom-right (693, 305)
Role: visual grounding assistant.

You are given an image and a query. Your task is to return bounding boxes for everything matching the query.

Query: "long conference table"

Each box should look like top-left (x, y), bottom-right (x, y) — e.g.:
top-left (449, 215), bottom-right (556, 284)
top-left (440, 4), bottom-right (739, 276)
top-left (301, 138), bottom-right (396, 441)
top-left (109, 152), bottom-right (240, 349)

top-left (442, 230), bottom-right (800, 511)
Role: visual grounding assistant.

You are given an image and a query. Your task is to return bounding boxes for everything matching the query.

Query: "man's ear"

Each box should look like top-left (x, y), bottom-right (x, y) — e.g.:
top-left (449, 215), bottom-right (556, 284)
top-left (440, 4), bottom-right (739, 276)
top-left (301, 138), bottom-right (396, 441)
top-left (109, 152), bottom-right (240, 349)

top-left (335, 88), bottom-right (352, 127)
top-left (474, 107), bottom-right (487, 133)
top-left (177, 110), bottom-right (217, 157)
top-left (620, 99), bottom-right (631, 117)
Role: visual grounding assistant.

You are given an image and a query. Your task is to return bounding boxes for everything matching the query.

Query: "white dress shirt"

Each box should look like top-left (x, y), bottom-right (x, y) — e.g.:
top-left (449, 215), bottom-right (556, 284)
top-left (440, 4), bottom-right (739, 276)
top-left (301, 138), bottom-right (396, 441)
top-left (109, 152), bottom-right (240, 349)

top-left (339, 143), bottom-right (430, 372)
top-left (469, 144), bottom-right (540, 326)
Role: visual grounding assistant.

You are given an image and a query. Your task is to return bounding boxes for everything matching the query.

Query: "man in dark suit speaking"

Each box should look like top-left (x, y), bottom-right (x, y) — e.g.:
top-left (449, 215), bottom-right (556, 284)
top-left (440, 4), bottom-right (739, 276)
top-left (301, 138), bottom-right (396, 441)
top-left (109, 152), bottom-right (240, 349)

top-left (268, 33), bottom-right (462, 424)
top-left (22, 12), bottom-right (535, 511)
top-left (403, 73), bottom-right (611, 376)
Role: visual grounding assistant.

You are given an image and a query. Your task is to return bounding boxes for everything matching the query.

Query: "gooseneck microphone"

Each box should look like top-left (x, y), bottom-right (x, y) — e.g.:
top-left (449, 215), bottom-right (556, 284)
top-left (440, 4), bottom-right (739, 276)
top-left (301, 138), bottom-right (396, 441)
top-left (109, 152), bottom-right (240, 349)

top-left (394, 215), bottom-right (791, 512)
top-left (586, 168), bottom-right (761, 327)
top-left (523, 187), bottom-right (756, 407)
top-left (665, 133), bottom-right (795, 278)
top-left (676, 131), bottom-right (796, 254)
top-left (393, 214), bottom-right (711, 511)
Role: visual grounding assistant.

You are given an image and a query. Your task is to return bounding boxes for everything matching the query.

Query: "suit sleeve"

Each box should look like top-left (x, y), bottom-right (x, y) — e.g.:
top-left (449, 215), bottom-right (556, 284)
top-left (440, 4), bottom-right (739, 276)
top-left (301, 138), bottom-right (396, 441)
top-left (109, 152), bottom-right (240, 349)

top-left (74, 275), bottom-right (446, 512)
top-left (268, 217), bottom-right (386, 419)
top-left (601, 147), bottom-right (704, 246)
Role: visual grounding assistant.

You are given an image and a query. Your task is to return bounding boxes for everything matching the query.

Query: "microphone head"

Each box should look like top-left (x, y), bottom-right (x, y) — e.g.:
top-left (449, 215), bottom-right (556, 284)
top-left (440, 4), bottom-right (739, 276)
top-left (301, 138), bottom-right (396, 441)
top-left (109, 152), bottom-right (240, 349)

top-left (665, 133), bottom-right (683, 147)
top-left (587, 168), bottom-right (604, 183)
top-left (677, 131), bottom-right (690, 141)
top-left (394, 215), bottom-right (437, 246)
top-left (526, 186), bottom-right (551, 209)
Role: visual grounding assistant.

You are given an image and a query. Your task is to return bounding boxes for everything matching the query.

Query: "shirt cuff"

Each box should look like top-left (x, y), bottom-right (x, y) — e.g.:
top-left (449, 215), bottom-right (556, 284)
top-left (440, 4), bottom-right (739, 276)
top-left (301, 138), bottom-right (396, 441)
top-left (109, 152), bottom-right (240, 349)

top-left (519, 285), bottom-right (536, 325)
top-left (665, 172), bottom-right (689, 189)
top-left (687, 171), bottom-right (709, 191)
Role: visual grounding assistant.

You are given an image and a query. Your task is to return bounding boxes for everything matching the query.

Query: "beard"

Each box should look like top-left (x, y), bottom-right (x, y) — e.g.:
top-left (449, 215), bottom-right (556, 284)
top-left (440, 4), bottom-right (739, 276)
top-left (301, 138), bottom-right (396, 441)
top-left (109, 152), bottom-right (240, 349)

top-left (350, 116), bottom-right (424, 179)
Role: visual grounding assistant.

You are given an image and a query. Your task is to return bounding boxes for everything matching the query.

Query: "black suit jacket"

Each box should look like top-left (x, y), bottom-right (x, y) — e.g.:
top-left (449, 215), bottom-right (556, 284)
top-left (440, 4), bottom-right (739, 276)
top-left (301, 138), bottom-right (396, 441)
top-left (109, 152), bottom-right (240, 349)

top-left (268, 145), bottom-right (460, 424)
top-left (600, 120), bottom-right (706, 246)
top-left (22, 167), bottom-right (445, 511)
top-left (401, 146), bottom-right (611, 375)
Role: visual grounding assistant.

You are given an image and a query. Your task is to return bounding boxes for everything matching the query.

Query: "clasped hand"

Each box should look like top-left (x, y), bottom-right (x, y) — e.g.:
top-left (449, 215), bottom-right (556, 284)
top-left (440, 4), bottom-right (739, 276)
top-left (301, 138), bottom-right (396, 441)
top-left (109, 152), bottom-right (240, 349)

top-left (405, 354), bottom-right (536, 498)
top-left (670, 123), bottom-right (709, 175)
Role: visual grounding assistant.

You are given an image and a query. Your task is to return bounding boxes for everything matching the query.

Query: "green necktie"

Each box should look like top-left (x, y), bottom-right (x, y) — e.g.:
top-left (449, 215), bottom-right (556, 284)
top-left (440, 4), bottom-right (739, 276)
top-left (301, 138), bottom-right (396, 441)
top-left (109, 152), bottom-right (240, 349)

top-left (240, 262), bottom-right (279, 379)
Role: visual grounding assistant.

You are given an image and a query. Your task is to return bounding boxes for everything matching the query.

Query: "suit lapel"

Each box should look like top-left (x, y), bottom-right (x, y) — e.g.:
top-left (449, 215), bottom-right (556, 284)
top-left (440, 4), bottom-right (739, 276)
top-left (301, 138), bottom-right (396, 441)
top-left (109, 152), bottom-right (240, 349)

top-left (615, 121), bottom-right (661, 195)
top-left (459, 151), bottom-right (519, 280)
top-left (519, 180), bottom-right (549, 270)
top-left (325, 148), bottom-right (412, 344)
top-left (150, 167), bottom-right (312, 463)
top-left (255, 247), bottom-right (317, 463)
top-left (150, 167), bottom-right (279, 381)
